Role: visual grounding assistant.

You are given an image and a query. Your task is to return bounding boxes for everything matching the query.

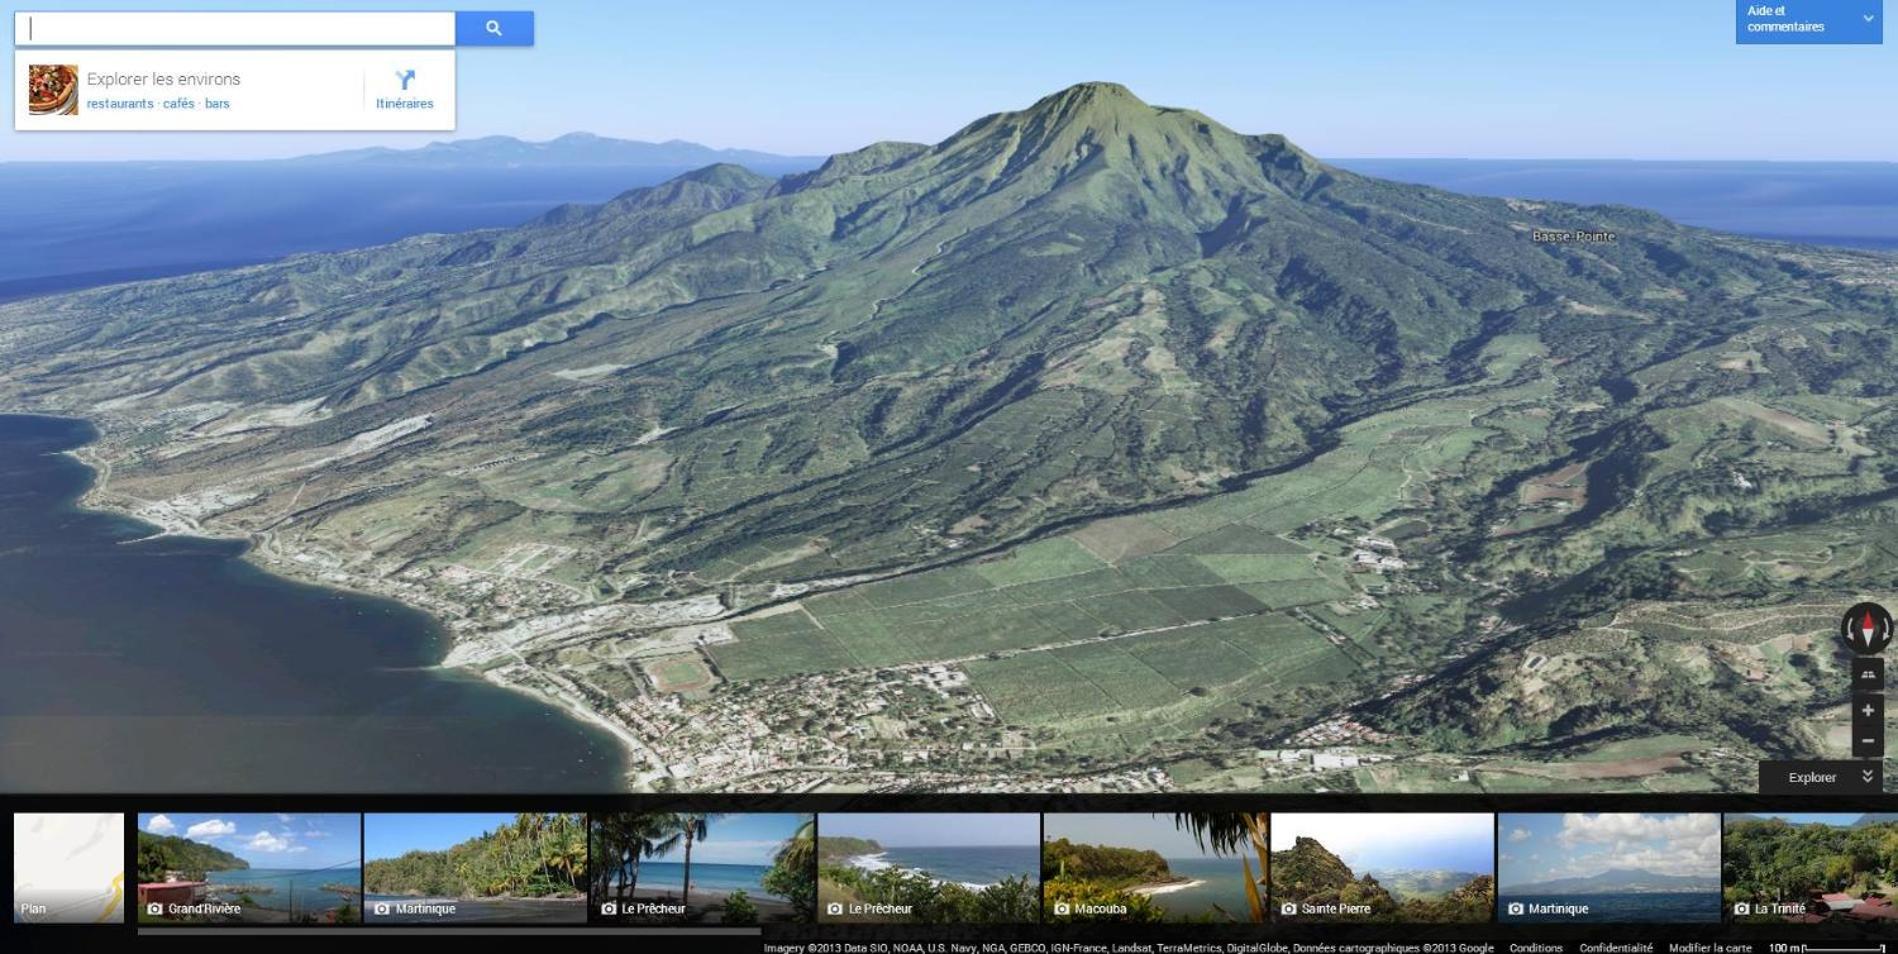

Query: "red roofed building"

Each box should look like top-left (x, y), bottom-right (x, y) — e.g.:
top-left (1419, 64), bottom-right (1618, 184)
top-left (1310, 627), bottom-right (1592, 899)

top-left (1818, 892), bottom-right (1858, 912)
top-left (136, 881), bottom-right (205, 908)
top-left (1848, 897), bottom-right (1898, 921)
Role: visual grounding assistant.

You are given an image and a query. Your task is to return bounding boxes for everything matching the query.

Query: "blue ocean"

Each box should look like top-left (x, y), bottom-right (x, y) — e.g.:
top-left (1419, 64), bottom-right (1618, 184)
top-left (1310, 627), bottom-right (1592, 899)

top-left (853, 845), bottom-right (1039, 889)
top-left (1500, 891), bottom-right (1720, 924)
top-left (207, 868), bottom-right (361, 918)
top-left (7, 157), bottom-right (1886, 305)
top-left (1335, 159), bottom-right (1898, 251)
top-left (612, 861), bottom-right (782, 901)
top-left (1139, 855), bottom-right (1257, 920)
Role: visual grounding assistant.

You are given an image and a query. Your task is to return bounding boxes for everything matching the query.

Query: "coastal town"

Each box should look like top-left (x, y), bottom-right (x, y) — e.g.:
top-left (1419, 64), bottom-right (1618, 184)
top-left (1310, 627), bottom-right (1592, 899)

top-left (66, 429), bottom-right (1420, 794)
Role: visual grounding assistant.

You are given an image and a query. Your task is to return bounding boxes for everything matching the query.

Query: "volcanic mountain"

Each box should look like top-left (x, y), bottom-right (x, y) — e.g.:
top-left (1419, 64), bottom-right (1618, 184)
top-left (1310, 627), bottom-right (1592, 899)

top-left (0, 82), bottom-right (1834, 582)
top-left (2, 83), bottom-right (1892, 790)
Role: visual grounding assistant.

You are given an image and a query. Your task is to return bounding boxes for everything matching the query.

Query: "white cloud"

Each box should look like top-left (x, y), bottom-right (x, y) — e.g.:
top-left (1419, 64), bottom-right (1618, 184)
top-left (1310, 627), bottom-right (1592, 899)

top-left (1270, 813), bottom-right (1492, 862)
top-left (275, 814), bottom-right (294, 824)
top-left (1554, 813), bottom-right (1718, 878)
top-left (245, 831), bottom-right (299, 853)
top-left (185, 819), bottom-right (236, 841)
top-left (146, 815), bottom-right (176, 835)
top-left (1507, 827), bottom-right (1530, 843)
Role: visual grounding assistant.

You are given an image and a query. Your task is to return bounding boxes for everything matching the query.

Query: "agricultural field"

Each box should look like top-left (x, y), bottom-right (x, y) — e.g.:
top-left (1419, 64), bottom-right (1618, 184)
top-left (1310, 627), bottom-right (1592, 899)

top-left (8, 81), bottom-right (1896, 793)
top-left (692, 358), bottom-right (1562, 775)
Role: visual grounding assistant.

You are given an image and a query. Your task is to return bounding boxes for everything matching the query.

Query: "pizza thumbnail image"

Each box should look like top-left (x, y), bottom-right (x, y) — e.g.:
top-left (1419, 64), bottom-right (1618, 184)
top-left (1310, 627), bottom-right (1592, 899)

top-left (28, 64), bottom-right (79, 116)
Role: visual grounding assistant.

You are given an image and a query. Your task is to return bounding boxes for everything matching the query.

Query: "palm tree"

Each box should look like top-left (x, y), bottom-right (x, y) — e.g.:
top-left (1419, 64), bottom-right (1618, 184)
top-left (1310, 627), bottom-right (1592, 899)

top-left (672, 813), bottom-right (725, 910)
top-left (594, 814), bottom-right (683, 910)
top-left (1170, 812), bottom-right (1270, 922)
top-left (493, 820), bottom-right (523, 895)
top-left (510, 813), bottom-right (551, 894)
top-left (545, 816), bottom-right (586, 894)
top-left (597, 815), bottom-right (634, 908)
top-left (763, 817), bottom-right (817, 918)
top-left (773, 818), bottom-right (816, 880)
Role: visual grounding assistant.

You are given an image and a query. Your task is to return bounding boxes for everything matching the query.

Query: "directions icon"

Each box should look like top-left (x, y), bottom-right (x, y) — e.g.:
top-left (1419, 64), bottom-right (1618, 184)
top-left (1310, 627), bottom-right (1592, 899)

top-left (1842, 602), bottom-right (1893, 656)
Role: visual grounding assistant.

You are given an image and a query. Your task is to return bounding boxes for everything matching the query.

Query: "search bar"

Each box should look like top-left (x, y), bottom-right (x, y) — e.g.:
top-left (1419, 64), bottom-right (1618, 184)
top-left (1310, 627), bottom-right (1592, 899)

top-left (13, 11), bottom-right (534, 47)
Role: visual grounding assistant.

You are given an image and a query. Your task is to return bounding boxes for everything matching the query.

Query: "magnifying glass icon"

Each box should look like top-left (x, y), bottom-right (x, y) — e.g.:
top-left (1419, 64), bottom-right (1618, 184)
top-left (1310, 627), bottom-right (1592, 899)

top-left (485, 18), bottom-right (503, 37)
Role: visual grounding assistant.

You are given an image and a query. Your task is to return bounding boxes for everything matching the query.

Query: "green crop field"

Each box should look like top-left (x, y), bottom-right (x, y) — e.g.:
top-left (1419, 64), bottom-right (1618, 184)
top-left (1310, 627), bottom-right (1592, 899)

top-left (11, 78), bottom-right (1896, 793)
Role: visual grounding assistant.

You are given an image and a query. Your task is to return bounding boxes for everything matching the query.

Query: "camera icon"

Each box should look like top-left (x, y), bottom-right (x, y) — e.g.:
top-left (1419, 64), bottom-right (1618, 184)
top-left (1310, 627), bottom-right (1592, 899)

top-left (1733, 902), bottom-right (1751, 916)
top-left (146, 902), bottom-right (163, 917)
top-left (599, 901), bottom-right (618, 916)
top-left (1054, 901), bottom-right (1071, 916)
top-left (826, 902), bottom-right (844, 916)
top-left (372, 902), bottom-right (390, 917)
top-left (1506, 902), bottom-right (1525, 916)
top-left (1280, 902), bottom-right (1297, 917)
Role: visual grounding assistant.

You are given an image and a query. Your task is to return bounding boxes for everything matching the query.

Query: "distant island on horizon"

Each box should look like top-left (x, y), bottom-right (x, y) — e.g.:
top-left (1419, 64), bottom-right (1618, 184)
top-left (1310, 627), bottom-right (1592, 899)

top-left (3, 80), bottom-right (1895, 797)
top-left (1504, 867), bottom-right (1721, 895)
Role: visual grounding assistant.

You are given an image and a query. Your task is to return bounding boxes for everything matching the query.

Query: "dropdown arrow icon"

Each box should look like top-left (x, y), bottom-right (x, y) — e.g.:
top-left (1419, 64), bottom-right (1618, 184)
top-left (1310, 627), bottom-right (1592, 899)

top-left (1864, 769), bottom-right (1877, 783)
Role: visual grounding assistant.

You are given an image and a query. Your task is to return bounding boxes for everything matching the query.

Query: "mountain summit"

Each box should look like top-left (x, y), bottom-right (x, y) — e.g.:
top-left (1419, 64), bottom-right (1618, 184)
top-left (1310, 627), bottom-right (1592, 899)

top-left (971, 80), bottom-right (1310, 178)
top-left (7, 80), bottom-right (1890, 792)
top-left (842, 80), bottom-right (1324, 232)
top-left (0, 81), bottom-right (1844, 587)
top-left (0, 84), bottom-right (1890, 796)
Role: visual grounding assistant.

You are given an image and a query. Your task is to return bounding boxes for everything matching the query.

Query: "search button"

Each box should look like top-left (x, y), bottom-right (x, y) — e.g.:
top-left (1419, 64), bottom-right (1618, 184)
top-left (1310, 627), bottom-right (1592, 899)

top-left (455, 10), bottom-right (533, 46)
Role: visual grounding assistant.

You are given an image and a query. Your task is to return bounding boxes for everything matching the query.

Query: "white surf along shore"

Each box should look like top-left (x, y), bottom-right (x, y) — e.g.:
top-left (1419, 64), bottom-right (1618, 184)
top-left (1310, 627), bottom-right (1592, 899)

top-left (1129, 877), bottom-right (1207, 896)
top-left (846, 852), bottom-right (1014, 892)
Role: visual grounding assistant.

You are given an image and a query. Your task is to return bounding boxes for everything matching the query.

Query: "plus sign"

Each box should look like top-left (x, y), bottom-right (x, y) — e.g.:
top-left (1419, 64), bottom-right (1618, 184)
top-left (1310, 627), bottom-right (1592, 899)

top-left (1865, 703), bottom-right (1878, 718)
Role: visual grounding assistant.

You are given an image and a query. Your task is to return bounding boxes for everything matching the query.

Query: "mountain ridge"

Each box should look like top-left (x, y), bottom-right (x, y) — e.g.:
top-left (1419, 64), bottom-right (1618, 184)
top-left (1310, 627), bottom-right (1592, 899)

top-left (0, 79), bottom-right (1879, 601)
top-left (1272, 836), bottom-right (1494, 922)
top-left (1, 81), bottom-right (1893, 793)
top-left (1506, 867), bottom-right (1719, 895)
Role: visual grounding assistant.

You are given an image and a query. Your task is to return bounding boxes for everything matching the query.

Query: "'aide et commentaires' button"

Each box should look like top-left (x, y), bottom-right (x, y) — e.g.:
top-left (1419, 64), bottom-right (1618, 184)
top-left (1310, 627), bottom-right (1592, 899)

top-left (1737, 0), bottom-right (1884, 44)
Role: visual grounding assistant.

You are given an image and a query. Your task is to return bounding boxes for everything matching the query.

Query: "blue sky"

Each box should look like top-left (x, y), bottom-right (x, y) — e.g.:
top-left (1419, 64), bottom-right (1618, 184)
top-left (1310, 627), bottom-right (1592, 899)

top-left (1043, 813), bottom-right (1247, 859)
top-left (820, 813), bottom-right (1039, 848)
top-left (5, 0), bottom-right (1893, 161)
top-left (138, 812), bottom-right (360, 869)
top-left (1736, 813), bottom-right (1865, 827)
top-left (1498, 813), bottom-right (1720, 887)
top-left (642, 813), bottom-right (810, 866)
top-left (1271, 813), bottom-right (1492, 875)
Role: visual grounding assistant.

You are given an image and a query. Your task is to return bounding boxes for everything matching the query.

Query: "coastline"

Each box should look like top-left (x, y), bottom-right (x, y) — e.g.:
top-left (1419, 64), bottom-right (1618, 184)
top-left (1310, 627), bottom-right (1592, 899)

top-left (365, 892), bottom-right (582, 904)
top-left (847, 853), bottom-right (1015, 892)
top-left (12, 410), bottom-right (652, 790)
top-left (607, 884), bottom-right (793, 912)
top-left (1128, 877), bottom-right (1206, 897)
